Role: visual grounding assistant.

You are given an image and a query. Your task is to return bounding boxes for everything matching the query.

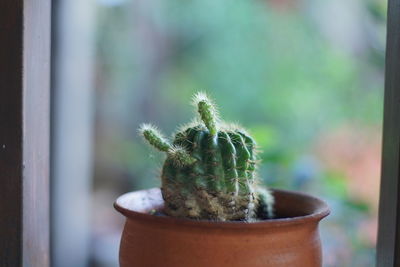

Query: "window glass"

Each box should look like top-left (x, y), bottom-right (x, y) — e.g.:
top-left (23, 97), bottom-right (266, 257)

top-left (91, 0), bottom-right (385, 265)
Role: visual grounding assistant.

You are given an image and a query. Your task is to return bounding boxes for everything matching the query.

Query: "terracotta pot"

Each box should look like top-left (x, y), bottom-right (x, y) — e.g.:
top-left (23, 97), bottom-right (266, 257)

top-left (114, 188), bottom-right (329, 267)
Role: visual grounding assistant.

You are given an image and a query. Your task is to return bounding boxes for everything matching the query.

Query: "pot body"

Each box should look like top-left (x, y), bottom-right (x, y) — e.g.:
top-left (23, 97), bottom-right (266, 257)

top-left (115, 188), bottom-right (329, 267)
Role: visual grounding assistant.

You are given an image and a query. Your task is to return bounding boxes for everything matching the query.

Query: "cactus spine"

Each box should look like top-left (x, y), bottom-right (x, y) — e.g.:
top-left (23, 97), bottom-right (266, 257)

top-left (139, 92), bottom-right (274, 221)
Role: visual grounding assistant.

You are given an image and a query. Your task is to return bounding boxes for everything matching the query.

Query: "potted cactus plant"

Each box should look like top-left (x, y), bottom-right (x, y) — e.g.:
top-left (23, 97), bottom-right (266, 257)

top-left (114, 92), bottom-right (329, 267)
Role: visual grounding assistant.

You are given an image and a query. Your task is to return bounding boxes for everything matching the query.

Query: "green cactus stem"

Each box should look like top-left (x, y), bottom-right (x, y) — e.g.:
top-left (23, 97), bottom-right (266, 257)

top-left (195, 92), bottom-right (218, 136)
top-left (139, 124), bottom-right (197, 166)
top-left (139, 92), bottom-right (274, 221)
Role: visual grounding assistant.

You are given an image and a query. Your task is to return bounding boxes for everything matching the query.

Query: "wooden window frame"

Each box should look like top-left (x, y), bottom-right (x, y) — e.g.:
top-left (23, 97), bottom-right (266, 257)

top-left (0, 0), bottom-right (399, 266)
top-left (0, 1), bottom-right (51, 266)
top-left (376, 0), bottom-right (400, 266)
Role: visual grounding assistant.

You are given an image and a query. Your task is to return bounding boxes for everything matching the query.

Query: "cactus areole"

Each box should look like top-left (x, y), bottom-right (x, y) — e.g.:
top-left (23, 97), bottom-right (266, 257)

top-left (139, 92), bottom-right (274, 221)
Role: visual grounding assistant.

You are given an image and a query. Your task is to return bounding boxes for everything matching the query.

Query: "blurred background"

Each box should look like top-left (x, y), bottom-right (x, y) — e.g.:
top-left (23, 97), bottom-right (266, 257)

top-left (51, 0), bottom-right (386, 266)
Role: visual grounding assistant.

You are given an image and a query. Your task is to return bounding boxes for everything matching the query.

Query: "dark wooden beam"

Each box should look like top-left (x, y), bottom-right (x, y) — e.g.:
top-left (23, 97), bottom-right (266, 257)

top-left (377, 0), bottom-right (400, 266)
top-left (0, 1), bottom-right (51, 266)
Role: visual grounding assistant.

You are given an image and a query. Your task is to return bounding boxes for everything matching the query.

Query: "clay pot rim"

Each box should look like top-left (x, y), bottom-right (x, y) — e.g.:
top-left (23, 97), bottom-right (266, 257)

top-left (114, 187), bottom-right (330, 229)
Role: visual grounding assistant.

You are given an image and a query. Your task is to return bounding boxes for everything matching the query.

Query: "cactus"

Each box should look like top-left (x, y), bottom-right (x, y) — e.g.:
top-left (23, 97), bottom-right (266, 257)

top-left (139, 92), bottom-right (274, 221)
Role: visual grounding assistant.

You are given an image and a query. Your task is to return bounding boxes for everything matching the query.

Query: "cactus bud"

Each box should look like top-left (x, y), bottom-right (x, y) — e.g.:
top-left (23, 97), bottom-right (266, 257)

top-left (193, 92), bottom-right (218, 136)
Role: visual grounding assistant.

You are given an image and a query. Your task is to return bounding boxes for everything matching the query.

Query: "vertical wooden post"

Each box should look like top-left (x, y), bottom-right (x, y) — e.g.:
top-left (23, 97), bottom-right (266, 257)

top-left (0, 1), bottom-right (51, 266)
top-left (377, 0), bottom-right (400, 266)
